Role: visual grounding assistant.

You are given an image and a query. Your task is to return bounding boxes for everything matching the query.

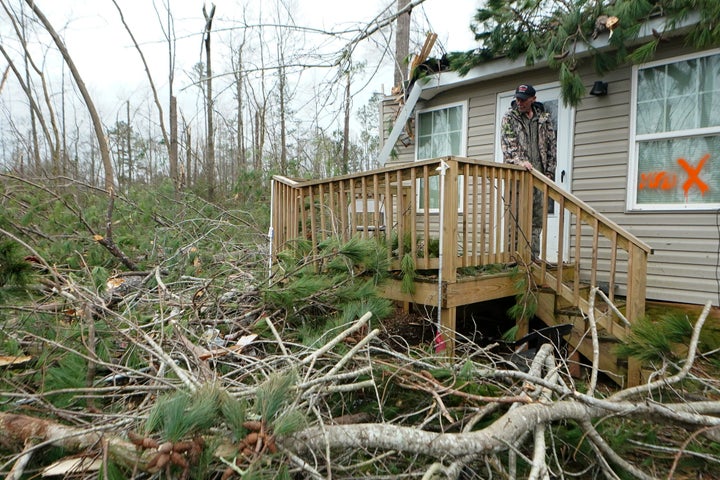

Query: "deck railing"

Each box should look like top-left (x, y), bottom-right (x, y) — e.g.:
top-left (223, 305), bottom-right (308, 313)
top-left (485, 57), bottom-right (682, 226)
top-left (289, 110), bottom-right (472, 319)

top-left (530, 171), bottom-right (652, 339)
top-left (271, 156), bottom-right (652, 333)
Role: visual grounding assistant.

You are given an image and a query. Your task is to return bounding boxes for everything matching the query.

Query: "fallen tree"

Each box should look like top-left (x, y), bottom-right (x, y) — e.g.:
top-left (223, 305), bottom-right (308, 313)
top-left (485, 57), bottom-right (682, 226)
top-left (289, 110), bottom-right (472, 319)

top-left (1, 180), bottom-right (719, 479)
top-left (1, 300), bottom-right (719, 479)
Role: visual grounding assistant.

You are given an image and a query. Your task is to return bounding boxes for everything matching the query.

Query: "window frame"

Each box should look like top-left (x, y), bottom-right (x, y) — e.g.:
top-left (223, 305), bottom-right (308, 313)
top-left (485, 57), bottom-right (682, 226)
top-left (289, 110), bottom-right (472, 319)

top-left (627, 48), bottom-right (720, 211)
top-left (414, 101), bottom-right (468, 213)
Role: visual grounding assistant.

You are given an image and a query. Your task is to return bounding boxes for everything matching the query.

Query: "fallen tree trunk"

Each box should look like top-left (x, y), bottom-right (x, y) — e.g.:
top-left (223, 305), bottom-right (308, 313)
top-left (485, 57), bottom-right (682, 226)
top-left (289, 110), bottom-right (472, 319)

top-left (0, 413), bottom-right (141, 465)
top-left (284, 397), bottom-right (720, 458)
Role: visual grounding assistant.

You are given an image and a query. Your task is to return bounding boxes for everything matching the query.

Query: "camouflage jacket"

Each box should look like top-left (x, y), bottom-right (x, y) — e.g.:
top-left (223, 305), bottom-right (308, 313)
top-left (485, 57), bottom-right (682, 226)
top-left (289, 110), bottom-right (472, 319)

top-left (500, 102), bottom-right (557, 179)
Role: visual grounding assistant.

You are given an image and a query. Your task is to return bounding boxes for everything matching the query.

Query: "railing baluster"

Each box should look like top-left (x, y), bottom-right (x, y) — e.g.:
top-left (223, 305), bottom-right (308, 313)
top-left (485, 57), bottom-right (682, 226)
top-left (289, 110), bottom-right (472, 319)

top-left (361, 176), bottom-right (368, 238)
top-left (472, 164), bottom-right (479, 266)
top-left (328, 182), bottom-right (336, 238)
top-left (396, 170), bottom-right (404, 259)
top-left (349, 179), bottom-right (357, 238)
top-left (279, 185), bottom-right (284, 244)
top-left (505, 168), bottom-right (514, 264)
top-left (574, 205), bottom-right (582, 303)
top-left (462, 164), bottom-right (469, 267)
top-left (300, 186), bottom-right (308, 243)
top-left (480, 165), bottom-right (493, 265)
top-left (309, 186), bottom-right (317, 254)
top-left (385, 171), bottom-right (392, 264)
top-left (541, 181), bottom-right (549, 266)
top-left (373, 174), bottom-right (380, 242)
top-left (555, 196), bottom-right (565, 294)
top-left (286, 184), bottom-right (291, 245)
top-left (272, 182), bottom-right (280, 251)
top-left (609, 230), bottom-right (618, 305)
top-left (318, 183), bottom-right (326, 241)
top-left (422, 164), bottom-right (430, 264)
top-left (489, 166), bottom-right (497, 264)
top-left (591, 218), bottom-right (599, 290)
top-left (339, 180), bottom-right (347, 242)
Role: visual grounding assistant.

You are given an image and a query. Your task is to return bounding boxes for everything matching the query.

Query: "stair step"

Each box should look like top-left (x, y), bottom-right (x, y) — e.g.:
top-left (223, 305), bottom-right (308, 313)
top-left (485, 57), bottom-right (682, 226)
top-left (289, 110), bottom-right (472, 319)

top-left (556, 307), bottom-right (582, 317)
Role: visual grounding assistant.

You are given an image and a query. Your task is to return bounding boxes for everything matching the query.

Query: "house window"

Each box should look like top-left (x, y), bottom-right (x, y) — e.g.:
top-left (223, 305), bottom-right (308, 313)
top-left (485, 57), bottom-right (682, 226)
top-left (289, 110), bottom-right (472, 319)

top-left (416, 102), bottom-right (467, 210)
top-left (628, 50), bottom-right (720, 210)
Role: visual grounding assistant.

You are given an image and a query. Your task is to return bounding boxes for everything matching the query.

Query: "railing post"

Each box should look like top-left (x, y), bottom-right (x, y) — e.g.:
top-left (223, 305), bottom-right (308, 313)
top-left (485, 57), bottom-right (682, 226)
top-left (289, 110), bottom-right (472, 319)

top-left (439, 158), bottom-right (459, 355)
top-left (626, 244), bottom-right (648, 386)
top-left (518, 172), bottom-right (534, 264)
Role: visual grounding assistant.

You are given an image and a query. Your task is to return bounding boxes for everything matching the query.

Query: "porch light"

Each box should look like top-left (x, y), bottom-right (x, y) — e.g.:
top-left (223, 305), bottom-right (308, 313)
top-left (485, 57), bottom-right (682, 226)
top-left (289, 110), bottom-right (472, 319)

top-left (589, 80), bottom-right (608, 96)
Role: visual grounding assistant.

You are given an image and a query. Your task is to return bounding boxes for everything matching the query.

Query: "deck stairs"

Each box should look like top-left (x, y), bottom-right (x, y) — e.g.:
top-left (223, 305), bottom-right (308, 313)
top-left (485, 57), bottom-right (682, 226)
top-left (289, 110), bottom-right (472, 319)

top-left (532, 263), bottom-right (631, 385)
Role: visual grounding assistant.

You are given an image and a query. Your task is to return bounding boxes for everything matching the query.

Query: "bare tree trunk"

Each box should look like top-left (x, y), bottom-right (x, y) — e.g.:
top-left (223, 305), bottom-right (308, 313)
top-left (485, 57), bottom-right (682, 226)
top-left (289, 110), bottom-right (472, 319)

top-left (170, 95), bottom-right (179, 188)
top-left (185, 122), bottom-right (192, 188)
top-left (15, 3), bottom-right (41, 171)
top-left (253, 110), bottom-right (261, 171)
top-left (203, 3), bottom-right (216, 201)
top-left (253, 23), bottom-right (267, 173)
top-left (0, 1), bottom-right (60, 171)
top-left (126, 100), bottom-right (133, 185)
top-left (90, 129), bottom-right (97, 184)
top-left (394, 0), bottom-right (411, 89)
top-left (342, 70), bottom-right (351, 175)
top-left (279, 64), bottom-right (287, 176)
top-left (23, 0), bottom-right (114, 191)
top-left (232, 43), bottom-right (247, 172)
top-left (166, 4), bottom-right (178, 191)
top-left (0, 44), bottom-right (54, 171)
top-left (110, 0), bottom-right (175, 188)
top-left (25, 48), bottom-right (40, 172)
top-left (61, 66), bottom-right (68, 175)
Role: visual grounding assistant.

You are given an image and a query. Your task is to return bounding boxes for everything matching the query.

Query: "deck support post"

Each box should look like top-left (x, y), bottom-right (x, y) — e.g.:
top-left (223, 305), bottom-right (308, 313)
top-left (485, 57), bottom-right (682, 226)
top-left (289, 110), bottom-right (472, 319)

top-left (515, 171), bottom-right (535, 342)
top-left (626, 244), bottom-right (648, 387)
top-left (519, 172), bottom-right (534, 265)
top-left (439, 158), bottom-right (459, 355)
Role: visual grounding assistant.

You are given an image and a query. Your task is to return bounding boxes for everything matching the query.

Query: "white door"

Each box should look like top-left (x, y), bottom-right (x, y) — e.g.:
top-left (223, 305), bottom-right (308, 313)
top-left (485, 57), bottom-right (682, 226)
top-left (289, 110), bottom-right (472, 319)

top-left (495, 84), bottom-right (574, 263)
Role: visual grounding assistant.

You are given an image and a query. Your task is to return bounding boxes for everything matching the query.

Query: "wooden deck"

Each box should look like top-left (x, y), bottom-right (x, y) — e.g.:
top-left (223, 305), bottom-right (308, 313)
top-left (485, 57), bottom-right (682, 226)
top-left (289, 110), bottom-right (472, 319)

top-left (271, 156), bottom-right (653, 386)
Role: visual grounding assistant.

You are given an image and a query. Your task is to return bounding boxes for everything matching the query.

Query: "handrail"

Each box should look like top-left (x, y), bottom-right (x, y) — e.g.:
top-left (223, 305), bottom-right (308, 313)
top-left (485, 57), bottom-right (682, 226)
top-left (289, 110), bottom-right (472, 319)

top-left (273, 157), bottom-right (506, 188)
top-left (530, 171), bottom-right (652, 255)
top-left (527, 169), bottom-right (650, 344)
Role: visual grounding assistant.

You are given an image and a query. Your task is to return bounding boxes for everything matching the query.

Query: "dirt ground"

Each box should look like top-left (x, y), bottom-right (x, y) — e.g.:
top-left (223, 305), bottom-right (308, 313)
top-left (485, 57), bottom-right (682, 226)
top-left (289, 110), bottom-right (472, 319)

top-left (376, 298), bottom-right (519, 353)
top-left (377, 307), bottom-right (436, 351)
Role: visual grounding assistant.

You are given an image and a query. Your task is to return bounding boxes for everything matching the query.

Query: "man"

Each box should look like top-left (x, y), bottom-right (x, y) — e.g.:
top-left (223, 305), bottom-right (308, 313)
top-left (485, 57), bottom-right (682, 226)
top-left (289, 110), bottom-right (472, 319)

top-left (501, 84), bottom-right (557, 259)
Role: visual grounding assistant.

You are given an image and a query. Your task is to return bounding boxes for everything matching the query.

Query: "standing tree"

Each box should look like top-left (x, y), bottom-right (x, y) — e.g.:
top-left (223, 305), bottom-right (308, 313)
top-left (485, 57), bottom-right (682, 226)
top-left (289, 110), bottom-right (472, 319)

top-left (23, 0), bottom-right (114, 191)
top-left (110, 0), bottom-right (177, 191)
top-left (230, 35), bottom-right (248, 175)
top-left (394, 0), bottom-right (411, 89)
top-left (0, 0), bottom-right (61, 174)
top-left (202, 3), bottom-right (217, 201)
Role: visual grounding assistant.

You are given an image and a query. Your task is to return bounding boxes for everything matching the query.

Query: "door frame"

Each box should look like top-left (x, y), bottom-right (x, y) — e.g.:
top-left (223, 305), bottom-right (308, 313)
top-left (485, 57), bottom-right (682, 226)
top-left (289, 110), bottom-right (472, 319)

top-left (494, 83), bottom-right (575, 263)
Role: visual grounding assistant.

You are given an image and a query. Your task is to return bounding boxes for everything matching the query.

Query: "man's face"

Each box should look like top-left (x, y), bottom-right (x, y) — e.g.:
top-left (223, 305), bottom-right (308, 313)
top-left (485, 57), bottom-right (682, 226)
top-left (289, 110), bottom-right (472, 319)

top-left (516, 95), bottom-right (536, 114)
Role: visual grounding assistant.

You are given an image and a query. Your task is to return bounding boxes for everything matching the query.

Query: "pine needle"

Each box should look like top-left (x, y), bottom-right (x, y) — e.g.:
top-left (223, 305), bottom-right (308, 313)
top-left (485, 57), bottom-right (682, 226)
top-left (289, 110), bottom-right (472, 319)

top-left (254, 372), bottom-right (297, 421)
top-left (220, 393), bottom-right (248, 441)
top-left (401, 253), bottom-right (416, 294)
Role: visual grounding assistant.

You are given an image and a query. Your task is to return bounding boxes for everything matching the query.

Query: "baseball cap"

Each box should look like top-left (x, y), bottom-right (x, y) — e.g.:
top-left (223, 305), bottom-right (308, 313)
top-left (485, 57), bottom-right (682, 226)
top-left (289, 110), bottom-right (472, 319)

top-left (514, 84), bottom-right (536, 100)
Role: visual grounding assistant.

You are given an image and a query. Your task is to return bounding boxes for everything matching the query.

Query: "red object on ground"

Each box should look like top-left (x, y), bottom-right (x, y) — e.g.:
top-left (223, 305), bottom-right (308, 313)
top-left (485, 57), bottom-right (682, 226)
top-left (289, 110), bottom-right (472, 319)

top-left (434, 331), bottom-right (446, 353)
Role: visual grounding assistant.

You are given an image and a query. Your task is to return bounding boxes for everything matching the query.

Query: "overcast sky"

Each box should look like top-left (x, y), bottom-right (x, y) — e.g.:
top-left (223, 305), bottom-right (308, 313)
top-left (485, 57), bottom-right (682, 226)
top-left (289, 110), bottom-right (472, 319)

top-left (5, 0), bottom-right (481, 133)
top-left (51, 0), bottom-right (478, 93)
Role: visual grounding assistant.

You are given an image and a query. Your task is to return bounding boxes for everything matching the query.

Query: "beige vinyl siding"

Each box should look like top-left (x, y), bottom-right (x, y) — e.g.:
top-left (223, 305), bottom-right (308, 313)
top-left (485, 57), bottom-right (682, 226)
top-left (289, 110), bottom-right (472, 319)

top-left (380, 98), bottom-right (415, 165)
top-left (571, 44), bottom-right (720, 305)
top-left (466, 92), bottom-right (497, 159)
top-left (379, 41), bottom-right (720, 306)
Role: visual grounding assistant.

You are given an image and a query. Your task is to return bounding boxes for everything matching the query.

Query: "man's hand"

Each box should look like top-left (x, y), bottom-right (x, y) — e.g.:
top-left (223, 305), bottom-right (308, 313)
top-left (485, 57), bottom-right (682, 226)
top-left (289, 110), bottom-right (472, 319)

top-left (520, 161), bottom-right (533, 171)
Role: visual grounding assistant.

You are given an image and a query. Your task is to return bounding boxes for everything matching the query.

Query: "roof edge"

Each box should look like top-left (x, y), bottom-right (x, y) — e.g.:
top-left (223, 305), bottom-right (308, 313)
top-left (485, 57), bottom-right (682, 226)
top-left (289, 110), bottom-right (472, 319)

top-left (417, 11), bottom-right (701, 100)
